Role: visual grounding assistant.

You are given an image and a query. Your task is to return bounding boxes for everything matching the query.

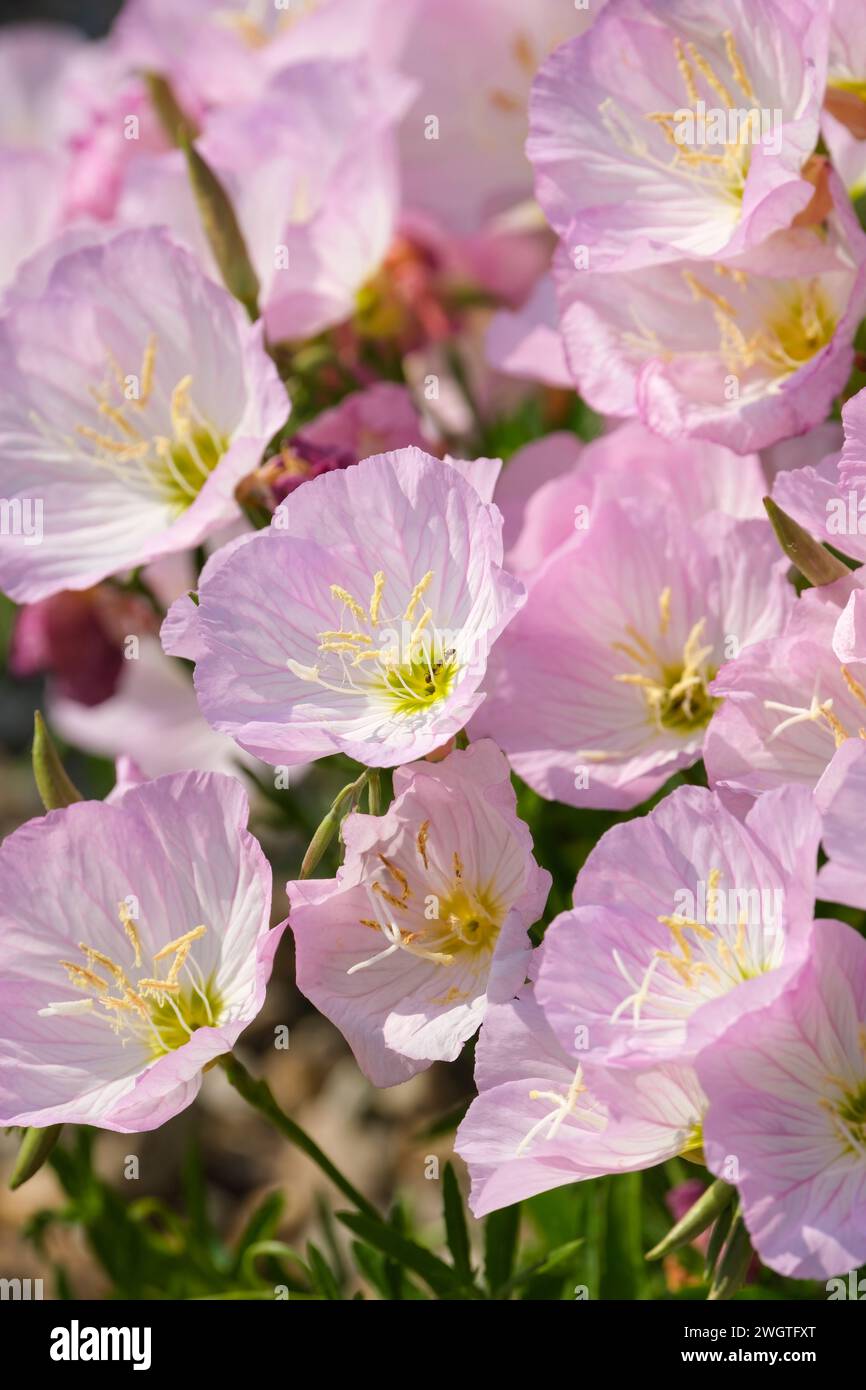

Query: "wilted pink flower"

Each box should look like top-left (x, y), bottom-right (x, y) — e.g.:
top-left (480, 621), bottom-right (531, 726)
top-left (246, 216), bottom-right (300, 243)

top-left (455, 984), bottom-right (705, 1217)
top-left (704, 575), bottom-right (866, 805)
top-left (0, 771), bottom-right (284, 1133)
top-left (553, 177), bottom-right (866, 453)
top-left (0, 228), bottom-right (288, 603)
top-left (10, 586), bottom-right (157, 707)
top-left (534, 784), bottom-right (820, 1070)
top-left (472, 495), bottom-right (792, 810)
top-left (697, 917), bottom-right (866, 1279)
top-left (163, 448), bottom-right (524, 769)
top-left (529, 0), bottom-right (827, 273)
top-left (288, 741), bottom-right (549, 1086)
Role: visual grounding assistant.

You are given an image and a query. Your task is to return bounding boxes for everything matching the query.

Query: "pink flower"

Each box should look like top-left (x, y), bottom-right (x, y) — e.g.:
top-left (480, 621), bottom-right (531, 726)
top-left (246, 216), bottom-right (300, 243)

top-left (113, 0), bottom-right (414, 109)
top-left (472, 492), bottom-right (792, 810)
top-left (0, 771), bottom-right (285, 1133)
top-left (397, 0), bottom-right (598, 239)
top-left (455, 982), bottom-right (705, 1217)
top-left (496, 419), bottom-right (766, 579)
top-left (0, 227), bottom-right (288, 604)
top-left (553, 176), bottom-right (866, 453)
top-left (697, 918), bottom-right (866, 1279)
top-left (118, 60), bottom-right (412, 343)
top-left (49, 638), bottom-right (269, 781)
top-left (10, 586), bottom-right (157, 707)
top-left (288, 741), bottom-right (549, 1086)
top-left (772, 387), bottom-right (866, 563)
top-left (163, 448), bottom-right (524, 769)
top-left (704, 575), bottom-right (866, 806)
top-left (0, 23), bottom-right (85, 150)
top-left (813, 740), bottom-right (866, 910)
top-left (529, 0), bottom-right (827, 273)
top-left (534, 784), bottom-right (821, 1070)
top-left (485, 274), bottom-right (572, 389)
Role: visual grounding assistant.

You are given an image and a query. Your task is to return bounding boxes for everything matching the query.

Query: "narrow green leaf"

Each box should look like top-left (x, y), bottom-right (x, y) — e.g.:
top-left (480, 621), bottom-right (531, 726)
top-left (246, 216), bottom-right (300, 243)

top-left (306, 1242), bottom-right (341, 1300)
top-left (484, 1203), bottom-right (521, 1295)
top-left (708, 1209), bottom-right (754, 1301)
top-left (704, 1201), bottom-right (735, 1281)
top-left (32, 712), bottom-right (82, 811)
top-left (763, 496), bottom-right (850, 587)
top-left (9, 1124), bottom-right (63, 1191)
top-left (646, 1179), bottom-right (735, 1261)
top-left (601, 1172), bottom-right (645, 1299)
top-left (337, 1210), bottom-right (480, 1300)
top-left (182, 139), bottom-right (260, 320)
top-left (442, 1163), bottom-right (473, 1284)
top-left (500, 1237), bottom-right (585, 1299)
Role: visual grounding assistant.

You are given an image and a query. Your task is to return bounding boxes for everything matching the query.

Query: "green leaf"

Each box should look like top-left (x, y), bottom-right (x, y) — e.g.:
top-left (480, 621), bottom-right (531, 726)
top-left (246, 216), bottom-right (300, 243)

top-left (709, 1208), bottom-right (755, 1301)
top-left (32, 712), bottom-right (82, 811)
top-left (337, 1210), bottom-right (481, 1300)
top-left (306, 1242), bottom-right (342, 1300)
top-left (601, 1172), bottom-right (646, 1299)
top-left (9, 1124), bottom-right (63, 1190)
top-left (646, 1178), bottom-right (735, 1261)
top-left (483, 1203), bottom-right (521, 1295)
top-left (442, 1163), bottom-right (473, 1284)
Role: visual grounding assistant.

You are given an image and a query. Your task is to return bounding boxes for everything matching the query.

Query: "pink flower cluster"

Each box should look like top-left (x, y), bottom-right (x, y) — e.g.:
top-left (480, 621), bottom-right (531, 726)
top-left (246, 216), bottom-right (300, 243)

top-left (3, 0), bottom-right (866, 1292)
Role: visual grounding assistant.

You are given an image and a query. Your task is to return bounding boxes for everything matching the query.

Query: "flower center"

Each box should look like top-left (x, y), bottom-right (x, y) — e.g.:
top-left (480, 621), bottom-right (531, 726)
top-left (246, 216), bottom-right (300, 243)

top-left (70, 335), bottom-right (227, 513)
top-left (515, 1064), bottom-right (606, 1155)
top-left (683, 269), bottom-right (837, 379)
top-left (39, 907), bottom-right (221, 1058)
top-left (764, 667), bottom-right (866, 749)
top-left (348, 829), bottom-right (505, 975)
top-left (602, 29), bottom-right (757, 211)
top-left (287, 570), bottom-right (463, 716)
top-left (612, 587), bottom-right (718, 736)
top-left (610, 867), bottom-right (781, 1030)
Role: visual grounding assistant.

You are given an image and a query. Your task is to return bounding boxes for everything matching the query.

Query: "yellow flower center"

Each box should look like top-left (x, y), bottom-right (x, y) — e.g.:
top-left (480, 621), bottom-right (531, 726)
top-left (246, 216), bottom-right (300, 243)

top-left (40, 908), bottom-right (220, 1058)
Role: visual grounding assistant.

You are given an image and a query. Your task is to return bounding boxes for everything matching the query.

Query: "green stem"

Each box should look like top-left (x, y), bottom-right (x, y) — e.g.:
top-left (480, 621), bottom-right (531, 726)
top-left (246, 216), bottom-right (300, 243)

top-left (219, 1054), bottom-right (380, 1224)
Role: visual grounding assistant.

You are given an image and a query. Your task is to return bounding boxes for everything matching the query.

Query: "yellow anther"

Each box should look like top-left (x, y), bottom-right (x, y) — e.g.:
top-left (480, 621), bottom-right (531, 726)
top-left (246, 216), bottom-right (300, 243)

top-left (138, 978), bottom-right (180, 996)
top-left (403, 571), bottom-right (434, 624)
top-left (417, 820), bottom-right (430, 870)
top-left (683, 271), bottom-right (737, 318)
top-left (170, 375), bottom-right (193, 438)
top-left (152, 924), bottom-right (207, 964)
top-left (377, 855), bottom-right (410, 901)
top-left (410, 607), bottom-right (432, 648)
top-left (453, 851), bottom-right (464, 880)
top-left (685, 40), bottom-right (734, 107)
top-left (61, 961), bottom-right (109, 993)
top-left (78, 943), bottom-right (130, 988)
top-left (75, 425), bottom-right (150, 459)
top-left (369, 571), bottom-right (386, 625)
top-left (658, 586), bottom-right (672, 636)
top-left (118, 903), bottom-right (142, 968)
top-left (96, 400), bottom-right (143, 439)
top-left (317, 630), bottom-right (372, 644)
top-left (706, 866), bottom-right (722, 923)
top-left (724, 30), bottom-right (755, 102)
top-left (138, 334), bottom-right (157, 408)
top-left (330, 585), bottom-right (368, 625)
top-left (842, 666), bottom-right (866, 709)
top-left (372, 881), bottom-right (409, 912)
top-left (674, 36), bottom-right (700, 104)
top-left (166, 942), bottom-right (191, 986)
